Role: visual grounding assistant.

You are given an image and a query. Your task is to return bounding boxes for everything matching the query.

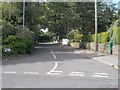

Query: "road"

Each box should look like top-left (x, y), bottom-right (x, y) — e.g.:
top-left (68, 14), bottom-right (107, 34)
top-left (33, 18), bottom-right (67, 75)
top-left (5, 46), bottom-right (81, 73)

top-left (2, 43), bottom-right (118, 88)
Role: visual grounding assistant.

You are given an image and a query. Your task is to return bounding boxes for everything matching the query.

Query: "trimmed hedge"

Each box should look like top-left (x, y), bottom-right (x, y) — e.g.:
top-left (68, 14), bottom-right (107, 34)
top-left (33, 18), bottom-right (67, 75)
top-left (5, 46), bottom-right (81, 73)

top-left (82, 32), bottom-right (108, 43)
top-left (108, 19), bottom-right (120, 45)
top-left (113, 27), bottom-right (120, 45)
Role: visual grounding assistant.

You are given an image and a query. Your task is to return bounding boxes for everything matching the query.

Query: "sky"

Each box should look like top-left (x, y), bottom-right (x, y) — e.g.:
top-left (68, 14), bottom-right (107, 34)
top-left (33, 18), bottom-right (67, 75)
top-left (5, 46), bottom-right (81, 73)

top-left (113, 0), bottom-right (120, 3)
top-left (112, 0), bottom-right (120, 9)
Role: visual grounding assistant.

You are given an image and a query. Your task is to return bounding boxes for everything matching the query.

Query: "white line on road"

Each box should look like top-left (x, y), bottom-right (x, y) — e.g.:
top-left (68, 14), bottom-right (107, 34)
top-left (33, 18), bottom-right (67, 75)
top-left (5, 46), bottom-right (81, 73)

top-left (52, 71), bottom-right (62, 73)
top-left (94, 73), bottom-right (108, 75)
top-left (71, 72), bottom-right (84, 74)
top-left (69, 72), bottom-right (84, 76)
top-left (50, 50), bottom-right (56, 59)
top-left (23, 72), bottom-right (39, 74)
top-left (47, 72), bottom-right (61, 75)
top-left (46, 62), bottom-right (62, 75)
top-left (92, 75), bottom-right (108, 78)
top-left (69, 74), bottom-right (84, 76)
top-left (3, 71), bottom-right (17, 74)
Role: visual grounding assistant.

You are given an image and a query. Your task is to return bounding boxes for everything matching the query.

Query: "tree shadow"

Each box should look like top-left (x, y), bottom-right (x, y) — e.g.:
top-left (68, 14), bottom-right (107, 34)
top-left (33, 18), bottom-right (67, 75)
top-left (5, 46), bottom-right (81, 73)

top-left (2, 43), bottom-right (107, 66)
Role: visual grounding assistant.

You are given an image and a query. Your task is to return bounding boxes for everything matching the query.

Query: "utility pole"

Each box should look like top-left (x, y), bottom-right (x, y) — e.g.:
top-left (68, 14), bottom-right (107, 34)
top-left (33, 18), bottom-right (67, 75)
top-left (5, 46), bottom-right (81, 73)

top-left (95, 0), bottom-right (98, 52)
top-left (23, 0), bottom-right (25, 31)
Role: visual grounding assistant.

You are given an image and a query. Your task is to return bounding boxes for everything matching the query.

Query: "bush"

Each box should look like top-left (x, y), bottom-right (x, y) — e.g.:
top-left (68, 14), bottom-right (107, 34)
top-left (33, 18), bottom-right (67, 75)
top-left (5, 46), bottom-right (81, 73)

top-left (74, 34), bottom-right (83, 42)
top-left (0, 46), bottom-right (2, 57)
top-left (3, 35), bottom-right (26, 55)
top-left (67, 29), bottom-right (83, 42)
top-left (1, 20), bottom-right (16, 39)
top-left (113, 27), bottom-right (120, 45)
top-left (100, 32), bottom-right (109, 43)
top-left (3, 28), bottom-right (35, 56)
top-left (24, 37), bottom-right (35, 54)
top-left (38, 33), bottom-right (51, 42)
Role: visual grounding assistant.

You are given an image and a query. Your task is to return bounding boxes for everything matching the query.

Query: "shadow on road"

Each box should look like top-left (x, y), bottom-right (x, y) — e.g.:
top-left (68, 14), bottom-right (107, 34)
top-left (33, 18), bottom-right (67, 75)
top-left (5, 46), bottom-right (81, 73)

top-left (2, 43), bottom-right (106, 65)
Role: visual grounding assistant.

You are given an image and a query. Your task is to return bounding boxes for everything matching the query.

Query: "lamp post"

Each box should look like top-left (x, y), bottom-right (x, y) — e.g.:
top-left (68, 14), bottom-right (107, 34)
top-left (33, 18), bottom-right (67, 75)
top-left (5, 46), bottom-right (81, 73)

top-left (95, 0), bottom-right (98, 52)
top-left (23, 0), bottom-right (25, 31)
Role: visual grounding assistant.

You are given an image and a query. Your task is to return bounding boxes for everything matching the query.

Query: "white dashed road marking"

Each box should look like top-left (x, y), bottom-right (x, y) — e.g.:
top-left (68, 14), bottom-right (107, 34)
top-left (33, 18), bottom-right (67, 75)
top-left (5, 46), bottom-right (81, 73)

top-left (94, 73), bottom-right (108, 75)
top-left (3, 71), bottom-right (17, 74)
top-left (69, 72), bottom-right (84, 76)
top-left (23, 72), bottom-right (39, 75)
top-left (92, 75), bottom-right (109, 78)
top-left (92, 73), bottom-right (109, 78)
top-left (3, 71), bottom-right (111, 78)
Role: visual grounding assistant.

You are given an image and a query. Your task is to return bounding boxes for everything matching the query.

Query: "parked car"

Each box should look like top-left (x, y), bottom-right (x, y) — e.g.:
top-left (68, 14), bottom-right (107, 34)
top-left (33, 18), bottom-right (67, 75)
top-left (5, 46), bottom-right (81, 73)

top-left (62, 39), bottom-right (70, 45)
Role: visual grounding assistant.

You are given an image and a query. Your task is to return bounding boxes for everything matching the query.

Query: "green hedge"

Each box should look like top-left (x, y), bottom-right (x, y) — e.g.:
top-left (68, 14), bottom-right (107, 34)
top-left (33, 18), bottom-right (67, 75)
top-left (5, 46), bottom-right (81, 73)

top-left (108, 19), bottom-right (120, 45)
top-left (38, 33), bottom-right (51, 42)
top-left (82, 32), bottom-right (108, 43)
top-left (113, 27), bottom-right (120, 45)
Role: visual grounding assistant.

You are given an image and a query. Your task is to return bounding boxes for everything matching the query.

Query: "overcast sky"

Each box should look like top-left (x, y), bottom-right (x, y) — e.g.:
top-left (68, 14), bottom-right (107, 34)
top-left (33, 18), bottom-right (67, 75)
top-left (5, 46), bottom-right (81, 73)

top-left (113, 0), bottom-right (120, 3)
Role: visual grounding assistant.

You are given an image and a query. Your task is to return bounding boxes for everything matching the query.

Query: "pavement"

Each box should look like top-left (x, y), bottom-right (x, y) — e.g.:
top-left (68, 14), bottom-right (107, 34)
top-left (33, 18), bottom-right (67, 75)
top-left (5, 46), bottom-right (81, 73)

top-left (2, 43), bottom-right (118, 88)
top-left (73, 49), bottom-right (119, 69)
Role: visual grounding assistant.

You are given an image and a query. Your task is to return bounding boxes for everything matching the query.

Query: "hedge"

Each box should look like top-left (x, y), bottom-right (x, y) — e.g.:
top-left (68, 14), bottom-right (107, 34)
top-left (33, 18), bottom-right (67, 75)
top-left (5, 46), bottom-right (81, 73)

top-left (108, 19), bottom-right (120, 45)
top-left (82, 32), bottom-right (108, 43)
top-left (38, 33), bottom-right (51, 42)
top-left (113, 27), bottom-right (120, 45)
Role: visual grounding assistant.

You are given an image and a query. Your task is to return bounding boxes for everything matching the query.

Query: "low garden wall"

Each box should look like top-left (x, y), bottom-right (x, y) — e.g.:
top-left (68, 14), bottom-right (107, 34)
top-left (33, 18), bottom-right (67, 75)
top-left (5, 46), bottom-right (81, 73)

top-left (70, 42), bottom-right (119, 55)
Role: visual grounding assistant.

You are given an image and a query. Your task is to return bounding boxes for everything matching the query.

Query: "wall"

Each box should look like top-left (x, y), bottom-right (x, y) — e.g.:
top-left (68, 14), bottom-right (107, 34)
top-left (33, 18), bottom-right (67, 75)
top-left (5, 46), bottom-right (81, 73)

top-left (70, 42), bottom-right (119, 55)
top-left (86, 42), bottom-right (118, 55)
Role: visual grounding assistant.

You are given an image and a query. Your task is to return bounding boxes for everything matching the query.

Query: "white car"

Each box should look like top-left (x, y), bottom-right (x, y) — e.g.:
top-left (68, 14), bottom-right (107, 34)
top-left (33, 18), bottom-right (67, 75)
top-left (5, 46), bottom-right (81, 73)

top-left (62, 39), bottom-right (70, 45)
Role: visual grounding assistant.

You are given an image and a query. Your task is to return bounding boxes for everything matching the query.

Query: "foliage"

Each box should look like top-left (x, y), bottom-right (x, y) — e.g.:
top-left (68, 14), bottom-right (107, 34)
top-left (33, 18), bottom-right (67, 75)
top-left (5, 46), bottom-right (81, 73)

top-left (2, 2), bottom-right (117, 39)
top-left (1, 20), bottom-right (16, 39)
top-left (38, 32), bottom-right (51, 42)
top-left (115, 27), bottom-right (120, 45)
top-left (2, 25), bottom-right (35, 56)
top-left (82, 32), bottom-right (108, 43)
top-left (98, 32), bottom-right (109, 43)
top-left (1, 2), bottom-right (118, 57)
top-left (108, 19), bottom-right (120, 45)
top-left (74, 34), bottom-right (83, 42)
top-left (67, 29), bottom-right (83, 42)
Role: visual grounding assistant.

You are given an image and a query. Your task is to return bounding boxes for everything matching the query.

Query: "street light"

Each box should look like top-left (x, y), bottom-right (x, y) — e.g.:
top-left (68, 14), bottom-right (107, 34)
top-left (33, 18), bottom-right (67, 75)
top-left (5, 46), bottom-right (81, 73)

top-left (95, 0), bottom-right (98, 52)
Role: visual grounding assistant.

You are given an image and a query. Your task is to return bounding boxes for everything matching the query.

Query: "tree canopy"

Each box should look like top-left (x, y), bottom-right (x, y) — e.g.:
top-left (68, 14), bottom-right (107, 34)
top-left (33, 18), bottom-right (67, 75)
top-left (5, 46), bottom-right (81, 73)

top-left (2, 2), bottom-right (118, 40)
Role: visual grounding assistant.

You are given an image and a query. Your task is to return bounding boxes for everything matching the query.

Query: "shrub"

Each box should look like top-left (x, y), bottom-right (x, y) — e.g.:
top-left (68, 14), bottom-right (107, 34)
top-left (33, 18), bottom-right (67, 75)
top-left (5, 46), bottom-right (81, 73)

top-left (108, 19), bottom-right (120, 45)
top-left (67, 30), bottom-right (75, 41)
top-left (1, 20), bottom-right (16, 39)
top-left (3, 35), bottom-right (26, 55)
top-left (38, 33), bottom-right (51, 42)
top-left (0, 46), bottom-right (2, 57)
top-left (100, 32), bottom-right (109, 43)
top-left (24, 37), bottom-right (35, 54)
top-left (113, 27), bottom-right (120, 45)
top-left (74, 34), bottom-right (83, 42)
top-left (4, 35), bottom-right (17, 44)
top-left (3, 29), bottom-right (35, 56)
top-left (67, 29), bottom-right (83, 42)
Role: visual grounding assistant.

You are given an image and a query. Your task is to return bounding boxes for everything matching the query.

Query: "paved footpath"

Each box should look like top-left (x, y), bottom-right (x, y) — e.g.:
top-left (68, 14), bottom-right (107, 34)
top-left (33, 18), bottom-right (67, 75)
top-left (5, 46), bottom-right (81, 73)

top-left (2, 43), bottom-right (118, 88)
top-left (73, 49), bottom-right (118, 69)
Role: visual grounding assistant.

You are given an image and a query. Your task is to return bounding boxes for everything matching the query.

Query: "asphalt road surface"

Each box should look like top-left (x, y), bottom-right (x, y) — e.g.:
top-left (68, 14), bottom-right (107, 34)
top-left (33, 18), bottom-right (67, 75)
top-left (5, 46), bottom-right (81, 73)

top-left (2, 43), bottom-right (118, 88)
